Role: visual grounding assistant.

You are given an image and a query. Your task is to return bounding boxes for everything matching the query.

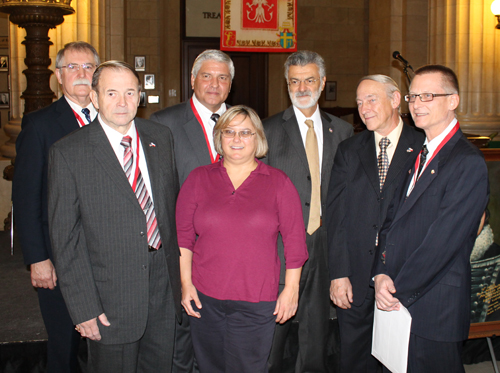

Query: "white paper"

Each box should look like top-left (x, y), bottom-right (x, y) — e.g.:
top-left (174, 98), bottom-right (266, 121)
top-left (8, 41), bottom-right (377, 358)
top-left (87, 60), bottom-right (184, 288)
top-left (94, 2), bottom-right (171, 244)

top-left (372, 304), bottom-right (412, 373)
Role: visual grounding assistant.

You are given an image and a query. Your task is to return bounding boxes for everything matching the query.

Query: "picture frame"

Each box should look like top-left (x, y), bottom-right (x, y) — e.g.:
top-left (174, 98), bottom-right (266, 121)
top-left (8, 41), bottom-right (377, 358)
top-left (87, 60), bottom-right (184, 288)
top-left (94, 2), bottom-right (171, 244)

top-left (134, 56), bottom-right (145, 72)
top-left (139, 92), bottom-right (147, 107)
top-left (0, 56), bottom-right (8, 72)
top-left (0, 92), bottom-right (9, 108)
top-left (144, 74), bottom-right (155, 90)
top-left (325, 81), bottom-right (337, 101)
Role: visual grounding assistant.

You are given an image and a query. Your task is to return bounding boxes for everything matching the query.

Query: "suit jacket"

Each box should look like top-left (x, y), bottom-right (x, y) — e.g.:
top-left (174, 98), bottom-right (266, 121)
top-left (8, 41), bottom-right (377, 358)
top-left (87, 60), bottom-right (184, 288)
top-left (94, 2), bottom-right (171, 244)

top-left (263, 106), bottom-right (353, 284)
top-left (13, 96), bottom-right (80, 265)
top-left (327, 124), bottom-right (425, 306)
top-left (150, 101), bottom-right (214, 185)
top-left (48, 118), bottom-right (182, 345)
top-left (374, 128), bottom-right (489, 342)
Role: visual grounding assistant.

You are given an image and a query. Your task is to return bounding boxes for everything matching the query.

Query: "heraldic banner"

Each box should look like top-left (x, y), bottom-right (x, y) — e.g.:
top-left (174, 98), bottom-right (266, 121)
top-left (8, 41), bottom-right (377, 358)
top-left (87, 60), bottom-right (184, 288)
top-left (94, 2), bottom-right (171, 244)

top-left (221, 0), bottom-right (297, 53)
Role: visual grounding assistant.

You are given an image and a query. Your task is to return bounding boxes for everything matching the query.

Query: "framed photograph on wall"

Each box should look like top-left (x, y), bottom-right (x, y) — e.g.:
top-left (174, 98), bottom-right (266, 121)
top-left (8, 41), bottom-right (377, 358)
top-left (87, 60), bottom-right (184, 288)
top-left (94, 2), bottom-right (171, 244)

top-left (144, 74), bottom-right (155, 90)
top-left (0, 56), bottom-right (8, 72)
top-left (0, 92), bottom-right (9, 108)
top-left (139, 92), bottom-right (147, 107)
top-left (134, 56), bottom-right (145, 72)
top-left (325, 81), bottom-right (337, 101)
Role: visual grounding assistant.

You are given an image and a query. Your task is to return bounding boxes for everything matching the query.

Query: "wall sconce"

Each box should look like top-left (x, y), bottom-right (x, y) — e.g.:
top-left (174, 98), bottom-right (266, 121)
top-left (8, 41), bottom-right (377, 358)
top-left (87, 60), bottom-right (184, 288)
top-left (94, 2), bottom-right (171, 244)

top-left (492, 0), bottom-right (500, 29)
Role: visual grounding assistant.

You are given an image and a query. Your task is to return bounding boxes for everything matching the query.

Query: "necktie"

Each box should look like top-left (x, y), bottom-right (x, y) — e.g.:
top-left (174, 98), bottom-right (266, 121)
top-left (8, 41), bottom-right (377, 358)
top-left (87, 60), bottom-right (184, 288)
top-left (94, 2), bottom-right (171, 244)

top-left (417, 144), bottom-right (429, 178)
top-left (81, 108), bottom-right (92, 124)
top-left (378, 137), bottom-right (390, 191)
top-left (121, 136), bottom-right (161, 250)
top-left (210, 113), bottom-right (220, 123)
top-left (305, 119), bottom-right (321, 235)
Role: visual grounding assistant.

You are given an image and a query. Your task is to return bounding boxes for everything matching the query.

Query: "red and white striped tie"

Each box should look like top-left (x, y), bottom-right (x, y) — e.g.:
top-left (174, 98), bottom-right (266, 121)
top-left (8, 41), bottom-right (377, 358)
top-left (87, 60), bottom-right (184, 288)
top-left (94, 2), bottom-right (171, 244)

top-left (121, 136), bottom-right (161, 249)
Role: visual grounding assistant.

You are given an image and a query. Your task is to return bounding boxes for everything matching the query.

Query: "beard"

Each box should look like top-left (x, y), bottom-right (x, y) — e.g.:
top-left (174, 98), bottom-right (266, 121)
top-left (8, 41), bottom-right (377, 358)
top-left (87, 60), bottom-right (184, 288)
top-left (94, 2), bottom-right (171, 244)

top-left (289, 86), bottom-right (322, 110)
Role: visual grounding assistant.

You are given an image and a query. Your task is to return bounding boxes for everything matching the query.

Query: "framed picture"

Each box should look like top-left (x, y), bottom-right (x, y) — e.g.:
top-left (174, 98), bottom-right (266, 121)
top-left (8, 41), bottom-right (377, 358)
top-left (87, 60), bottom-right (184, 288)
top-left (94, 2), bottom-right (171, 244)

top-left (139, 92), bottom-right (147, 107)
top-left (0, 56), bottom-right (8, 72)
top-left (325, 81), bottom-right (337, 101)
top-left (134, 56), bottom-right (145, 72)
top-left (144, 74), bottom-right (155, 90)
top-left (0, 92), bottom-right (9, 108)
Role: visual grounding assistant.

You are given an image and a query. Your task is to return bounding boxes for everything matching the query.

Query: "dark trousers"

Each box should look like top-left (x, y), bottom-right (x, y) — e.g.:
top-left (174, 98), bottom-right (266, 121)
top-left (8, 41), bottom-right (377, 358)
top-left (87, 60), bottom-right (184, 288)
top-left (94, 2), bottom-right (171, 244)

top-left (268, 228), bottom-right (330, 373)
top-left (172, 309), bottom-right (199, 373)
top-left (382, 333), bottom-right (464, 373)
top-left (38, 286), bottom-right (81, 373)
top-left (190, 291), bottom-right (276, 373)
top-left (336, 287), bottom-right (381, 373)
top-left (87, 248), bottom-right (176, 373)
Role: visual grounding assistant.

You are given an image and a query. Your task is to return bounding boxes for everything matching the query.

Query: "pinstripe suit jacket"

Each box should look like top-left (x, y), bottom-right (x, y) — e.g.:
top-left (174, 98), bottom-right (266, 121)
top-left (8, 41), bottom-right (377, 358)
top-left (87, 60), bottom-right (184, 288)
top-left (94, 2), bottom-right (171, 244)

top-left (48, 118), bottom-right (181, 345)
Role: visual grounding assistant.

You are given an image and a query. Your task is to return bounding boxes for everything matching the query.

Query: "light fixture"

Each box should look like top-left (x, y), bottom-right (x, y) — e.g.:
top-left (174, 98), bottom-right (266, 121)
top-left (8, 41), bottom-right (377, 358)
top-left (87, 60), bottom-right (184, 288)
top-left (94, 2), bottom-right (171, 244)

top-left (492, 0), bottom-right (500, 29)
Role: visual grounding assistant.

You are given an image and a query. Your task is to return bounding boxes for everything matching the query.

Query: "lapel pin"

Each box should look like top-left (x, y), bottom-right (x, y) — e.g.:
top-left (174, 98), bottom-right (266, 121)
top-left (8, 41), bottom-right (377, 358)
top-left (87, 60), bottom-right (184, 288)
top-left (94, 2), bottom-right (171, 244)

top-left (149, 142), bottom-right (156, 147)
top-left (407, 148), bottom-right (413, 152)
top-left (431, 170), bottom-right (435, 174)
top-left (329, 128), bottom-right (333, 133)
top-left (408, 169), bottom-right (412, 174)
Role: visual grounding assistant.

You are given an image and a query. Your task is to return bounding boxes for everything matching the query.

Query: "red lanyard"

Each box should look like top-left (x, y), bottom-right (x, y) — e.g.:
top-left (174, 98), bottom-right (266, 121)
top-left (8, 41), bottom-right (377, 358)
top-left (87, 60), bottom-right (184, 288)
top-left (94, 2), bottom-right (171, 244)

top-left (130, 127), bottom-right (141, 192)
top-left (72, 109), bottom-right (86, 127)
top-left (190, 98), bottom-right (220, 163)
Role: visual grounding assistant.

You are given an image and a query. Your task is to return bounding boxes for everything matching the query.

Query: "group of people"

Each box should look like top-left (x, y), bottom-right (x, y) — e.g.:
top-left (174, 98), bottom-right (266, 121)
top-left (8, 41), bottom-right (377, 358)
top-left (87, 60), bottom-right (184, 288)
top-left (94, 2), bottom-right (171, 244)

top-left (12, 40), bottom-right (489, 373)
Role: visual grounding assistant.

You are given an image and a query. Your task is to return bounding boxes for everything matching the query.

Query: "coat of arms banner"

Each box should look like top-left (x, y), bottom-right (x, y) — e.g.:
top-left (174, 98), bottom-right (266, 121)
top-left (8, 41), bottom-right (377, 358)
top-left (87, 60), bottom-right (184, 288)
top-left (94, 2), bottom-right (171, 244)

top-left (220, 0), bottom-right (297, 53)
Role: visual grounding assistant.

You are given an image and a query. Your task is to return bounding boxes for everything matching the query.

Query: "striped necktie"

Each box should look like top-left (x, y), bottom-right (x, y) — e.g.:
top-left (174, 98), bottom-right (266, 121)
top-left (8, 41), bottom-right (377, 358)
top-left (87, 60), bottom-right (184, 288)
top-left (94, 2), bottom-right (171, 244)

top-left (81, 108), bottom-right (92, 124)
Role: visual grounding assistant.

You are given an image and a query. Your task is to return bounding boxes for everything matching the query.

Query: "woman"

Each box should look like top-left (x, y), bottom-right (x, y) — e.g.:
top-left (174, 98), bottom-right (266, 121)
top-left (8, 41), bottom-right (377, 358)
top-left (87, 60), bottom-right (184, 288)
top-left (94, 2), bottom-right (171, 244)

top-left (176, 105), bottom-right (308, 373)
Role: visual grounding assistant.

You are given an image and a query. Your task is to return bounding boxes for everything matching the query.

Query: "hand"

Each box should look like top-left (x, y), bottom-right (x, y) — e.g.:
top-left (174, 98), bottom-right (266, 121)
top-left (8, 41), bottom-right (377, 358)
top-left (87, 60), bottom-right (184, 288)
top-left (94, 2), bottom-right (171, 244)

top-left (31, 259), bottom-right (57, 289)
top-left (274, 284), bottom-right (299, 324)
top-left (330, 277), bottom-right (353, 309)
top-left (75, 313), bottom-right (110, 341)
top-left (181, 283), bottom-right (202, 318)
top-left (374, 274), bottom-right (400, 311)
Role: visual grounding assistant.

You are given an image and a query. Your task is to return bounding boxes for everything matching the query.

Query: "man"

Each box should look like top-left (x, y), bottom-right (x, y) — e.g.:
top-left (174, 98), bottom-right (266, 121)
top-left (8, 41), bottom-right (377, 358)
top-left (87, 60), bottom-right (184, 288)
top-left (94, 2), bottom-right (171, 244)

top-left (12, 41), bottom-right (100, 372)
top-left (150, 49), bottom-right (233, 372)
top-left (48, 61), bottom-right (181, 372)
top-left (373, 65), bottom-right (489, 372)
top-left (264, 50), bottom-right (353, 372)
top-left (327, 75), bottom-right (424, 372)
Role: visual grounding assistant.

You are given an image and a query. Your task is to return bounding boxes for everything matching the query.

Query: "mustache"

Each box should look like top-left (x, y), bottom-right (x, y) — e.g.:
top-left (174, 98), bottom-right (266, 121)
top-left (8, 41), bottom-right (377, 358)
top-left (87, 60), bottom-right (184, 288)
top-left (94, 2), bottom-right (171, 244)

top-left (73, 78), bottom-right (91, 86)
top-left (294, 91), bottom-right (312, 98)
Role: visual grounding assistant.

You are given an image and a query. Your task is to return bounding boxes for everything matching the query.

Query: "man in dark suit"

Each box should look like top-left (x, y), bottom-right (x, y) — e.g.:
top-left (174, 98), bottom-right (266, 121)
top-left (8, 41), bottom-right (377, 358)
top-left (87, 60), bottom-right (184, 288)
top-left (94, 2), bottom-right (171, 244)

top-left (373, 65), bottom-right (489, 372)
top-left (264, 50), bottom-right (353, 372)
top-left (150, 49), bottom-right (233, 373)
top-left (12, 41), bottom-right (100, 372)
top-left (327, 75), bottom-right (424, 373)
top-left (48, 61), bottom-right (181, 372)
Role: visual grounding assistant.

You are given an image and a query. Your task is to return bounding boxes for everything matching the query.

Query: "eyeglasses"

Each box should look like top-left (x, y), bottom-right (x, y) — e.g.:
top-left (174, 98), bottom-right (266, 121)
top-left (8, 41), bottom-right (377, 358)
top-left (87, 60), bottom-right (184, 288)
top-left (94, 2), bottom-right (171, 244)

top-left (59, 63), bottom-right (96, 72)
top-left (221, 129), bottom-right (255, 139)
top-left (287, 78), bottom-right (320, 87)
top-left (404, 93), bottom-right (453, 103)
top-left (198, 73), bottom-right (231, 83)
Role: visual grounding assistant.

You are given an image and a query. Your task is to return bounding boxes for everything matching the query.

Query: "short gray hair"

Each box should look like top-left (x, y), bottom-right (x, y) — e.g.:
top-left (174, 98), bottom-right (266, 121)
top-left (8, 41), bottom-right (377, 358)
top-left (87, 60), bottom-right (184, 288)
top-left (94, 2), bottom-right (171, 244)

top-left (358, 74), bottom-right (401, 100)
top-left (92, 60), bottom-right (141, 94)
top-left (55, 41), bottom-right (100, 69)
top-left (284, 51), bottom-right (326, 81)
top-left (191, 50), bottom-right (235, 80)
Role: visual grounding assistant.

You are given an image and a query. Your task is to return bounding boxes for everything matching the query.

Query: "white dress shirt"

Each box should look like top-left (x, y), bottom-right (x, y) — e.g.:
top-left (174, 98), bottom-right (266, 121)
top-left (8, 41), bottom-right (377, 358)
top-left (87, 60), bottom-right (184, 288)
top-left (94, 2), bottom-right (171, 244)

top-left (65, 96), bottom-right (98, 126)
top-left (192, 93), bottom-right (226, 160)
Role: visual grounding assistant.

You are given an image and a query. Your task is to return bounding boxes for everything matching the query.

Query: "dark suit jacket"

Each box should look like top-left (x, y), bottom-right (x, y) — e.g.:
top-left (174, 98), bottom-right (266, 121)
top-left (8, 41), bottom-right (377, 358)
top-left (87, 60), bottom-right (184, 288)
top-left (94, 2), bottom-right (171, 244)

top-left (48, 118), bottom-right (182, 345)
top-left (327, 124), bottom-right (425, 306)
top-left (13, 96), bottom-right (80, 265)
top-left (374, 128), bottom-right (489, 342)
top-left (263, 106), bottom-right (353, 285)
top-left (150, 101), bottom-right (214, 185)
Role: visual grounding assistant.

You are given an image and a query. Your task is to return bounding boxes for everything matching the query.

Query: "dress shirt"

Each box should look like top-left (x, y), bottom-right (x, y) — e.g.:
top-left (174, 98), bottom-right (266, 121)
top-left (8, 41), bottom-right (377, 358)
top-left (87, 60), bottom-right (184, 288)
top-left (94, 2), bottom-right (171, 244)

top-left (176, 159), bottom-right (308, 303)
top-left (192, 93), bottom-right (226, 159)
top-left (293, 105), bottom-right (324, 175)
top-left (64, 96), bottom-right (97, 126)
top-left (98, 115), bottom-right (154, 202)
top-left (374, 117), bottom-right (404, 164)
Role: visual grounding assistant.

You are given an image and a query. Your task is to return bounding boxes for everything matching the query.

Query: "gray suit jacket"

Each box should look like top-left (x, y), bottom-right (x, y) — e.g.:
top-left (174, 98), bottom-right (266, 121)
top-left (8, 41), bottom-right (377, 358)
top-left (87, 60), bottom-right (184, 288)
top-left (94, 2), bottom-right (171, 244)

top-left (150, 101), bottom-right (214, 185)
top-left (48, 118), bottom-right (181, 345)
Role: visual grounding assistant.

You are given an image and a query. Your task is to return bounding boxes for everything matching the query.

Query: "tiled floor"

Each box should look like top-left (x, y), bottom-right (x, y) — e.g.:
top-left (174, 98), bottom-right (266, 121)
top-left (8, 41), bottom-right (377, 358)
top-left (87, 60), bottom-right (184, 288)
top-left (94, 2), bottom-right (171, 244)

top-left (465, 360), bottom-right (499, 373)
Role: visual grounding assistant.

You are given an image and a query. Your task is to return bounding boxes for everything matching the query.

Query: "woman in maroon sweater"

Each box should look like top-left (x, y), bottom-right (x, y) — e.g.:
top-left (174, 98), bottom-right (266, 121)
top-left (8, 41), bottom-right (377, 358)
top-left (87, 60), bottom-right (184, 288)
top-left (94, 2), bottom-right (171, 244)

top-left (176, 105), bottom-right (308, 373)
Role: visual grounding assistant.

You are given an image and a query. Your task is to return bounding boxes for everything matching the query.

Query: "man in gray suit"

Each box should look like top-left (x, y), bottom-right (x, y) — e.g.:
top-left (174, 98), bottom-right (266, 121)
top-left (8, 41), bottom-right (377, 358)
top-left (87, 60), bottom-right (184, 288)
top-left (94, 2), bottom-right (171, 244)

top-left (48, 61), bottom-right (181, 372)
top-left (264, 50), bottom-right (353, 372)
top-left (150, 49), bottom-right (233, 372)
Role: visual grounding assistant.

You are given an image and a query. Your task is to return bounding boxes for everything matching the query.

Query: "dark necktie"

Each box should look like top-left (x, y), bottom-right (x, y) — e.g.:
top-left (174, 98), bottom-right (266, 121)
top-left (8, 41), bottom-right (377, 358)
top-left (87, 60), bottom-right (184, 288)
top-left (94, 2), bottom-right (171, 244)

top-left (417, 144), bottom-right (429, 178)
top-left (120, 136), bottom-right (161, 250)
top-left (378, 137), bottom-right (390, 191)
top-left (210, 113), bottom-right (220, 123)
top-left (81, 108), bottom-right (92, 124)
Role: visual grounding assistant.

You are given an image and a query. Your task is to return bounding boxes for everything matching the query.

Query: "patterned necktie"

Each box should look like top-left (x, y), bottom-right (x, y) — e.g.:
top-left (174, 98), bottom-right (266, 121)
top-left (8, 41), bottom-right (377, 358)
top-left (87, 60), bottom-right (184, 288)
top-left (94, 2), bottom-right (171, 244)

top-left (210, 113), bottom-right (220, 123)
top-left (304, 119), bottom-right (321, 235)
top-left (81, 108), bottom-right (92, 124)
top-left (120, 136), bottom-right (161, 250)
top-left (378, 137), bottom-right (390, 191)
top-left (417, 144), bottom-right (429, 178)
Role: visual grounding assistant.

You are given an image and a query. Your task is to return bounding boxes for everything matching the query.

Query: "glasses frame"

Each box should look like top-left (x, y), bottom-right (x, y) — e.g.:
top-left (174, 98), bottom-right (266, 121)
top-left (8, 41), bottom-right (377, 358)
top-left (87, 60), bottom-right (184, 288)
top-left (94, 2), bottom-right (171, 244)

top-left (221, 129), bottom-right (256, 139)
top-left (59, 63), bottom-right (96, 72)
top-left (287, 78), bottom-right (321, 87)
top-left (404, 93), bottom-right (453, 103)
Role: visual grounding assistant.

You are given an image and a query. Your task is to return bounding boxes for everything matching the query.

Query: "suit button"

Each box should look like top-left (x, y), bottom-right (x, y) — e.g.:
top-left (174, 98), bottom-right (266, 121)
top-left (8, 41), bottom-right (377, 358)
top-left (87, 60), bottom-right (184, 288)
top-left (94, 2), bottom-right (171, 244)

top-left (307, 175), bottom-right (311, 180)
top-left (305, 202), bottom-right (310, 206)
top-left (373, 225), bottom-right (378, 229)
top-left (142, 265), bottom-right (147, 270)
top-left (140, 232), bottom-right (145, 237)
top-left (369, 250), bottom-right (373, 255)
top-left (377, 198), bottom-right (380, 202)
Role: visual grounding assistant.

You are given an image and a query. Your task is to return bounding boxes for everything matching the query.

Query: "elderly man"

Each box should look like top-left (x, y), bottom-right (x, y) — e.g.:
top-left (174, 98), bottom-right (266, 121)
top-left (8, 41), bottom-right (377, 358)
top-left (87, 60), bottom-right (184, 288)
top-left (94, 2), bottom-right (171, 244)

top-left (48, 61), bottom-right (181, 372)
top-left (264, 50), bottom-right (353, 372)
top-left (373, 65), bottom-right (489, 372)
top-left (326, 75), bottom-right (424, 373)
top-left (12, 41), bottom-right (100, 372)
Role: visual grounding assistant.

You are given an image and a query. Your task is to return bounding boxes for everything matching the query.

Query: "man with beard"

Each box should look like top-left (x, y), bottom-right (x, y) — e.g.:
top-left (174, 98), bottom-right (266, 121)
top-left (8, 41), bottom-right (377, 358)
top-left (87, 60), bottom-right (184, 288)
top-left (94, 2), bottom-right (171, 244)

top-left (263, 50), bottom-right (353, 372)
top-left (13, 41), bottom-right (100, 372)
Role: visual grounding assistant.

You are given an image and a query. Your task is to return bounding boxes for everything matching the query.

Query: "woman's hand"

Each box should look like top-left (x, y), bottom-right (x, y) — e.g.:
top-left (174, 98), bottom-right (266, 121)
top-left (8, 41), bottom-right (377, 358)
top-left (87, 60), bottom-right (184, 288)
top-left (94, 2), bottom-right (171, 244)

top-left (274, 283), bottom-right (299, 324)
top-left (181, 283), bottom-right (202, 318)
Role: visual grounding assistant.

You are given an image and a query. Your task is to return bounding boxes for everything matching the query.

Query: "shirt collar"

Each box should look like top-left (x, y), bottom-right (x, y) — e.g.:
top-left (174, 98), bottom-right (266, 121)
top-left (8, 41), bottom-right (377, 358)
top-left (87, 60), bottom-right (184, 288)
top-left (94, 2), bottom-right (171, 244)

top-left (292, 104), bottom-right (320, 125)
top-left (65, 95), bottom-right (97, 119)
top-left (98, 114), bottom-right (137, 143)
top-left (374, 117), bottom-right (403, 149)
top-left (424, 118), bottom-right (458, 154)
top-left (192, 93), bottom-right (226, 117)
top-left (213, 158), bottom-right (269, 175)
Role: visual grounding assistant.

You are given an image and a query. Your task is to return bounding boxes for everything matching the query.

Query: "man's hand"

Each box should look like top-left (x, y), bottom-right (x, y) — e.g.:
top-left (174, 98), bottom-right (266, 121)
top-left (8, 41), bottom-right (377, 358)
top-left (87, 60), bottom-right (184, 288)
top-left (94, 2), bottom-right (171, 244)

top-left (330, 277), bottom-right (353, 309)
top-left (31, 259), bottom-right (57, 289)
top-left (374, 274), bottom-right (400, 311)
top-left (274, 284), bottom-right (299, 324)
top-left (75, 313), bottom-right (110, 341)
